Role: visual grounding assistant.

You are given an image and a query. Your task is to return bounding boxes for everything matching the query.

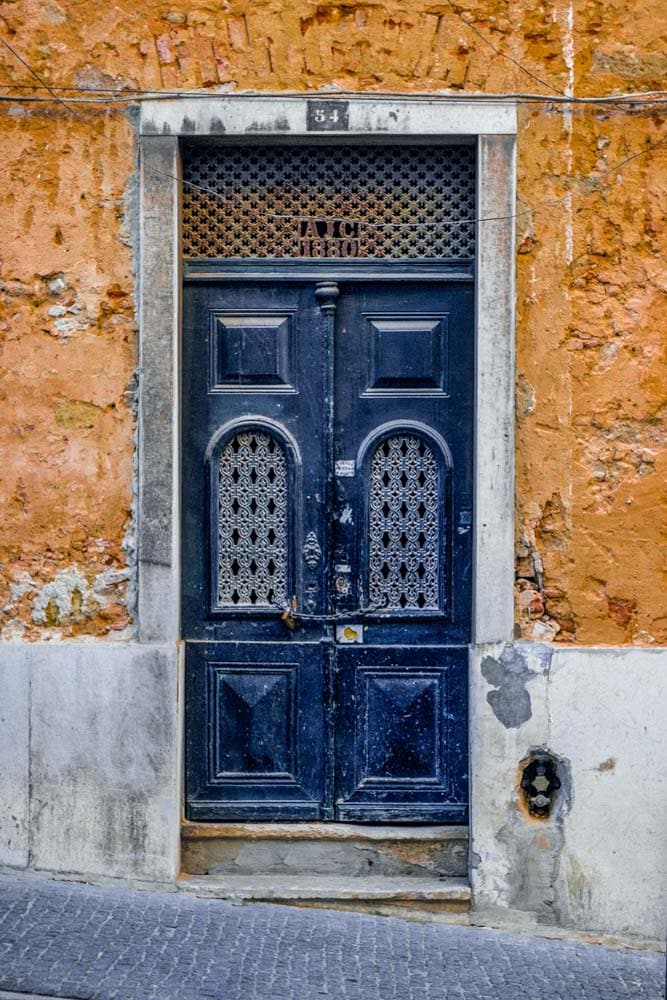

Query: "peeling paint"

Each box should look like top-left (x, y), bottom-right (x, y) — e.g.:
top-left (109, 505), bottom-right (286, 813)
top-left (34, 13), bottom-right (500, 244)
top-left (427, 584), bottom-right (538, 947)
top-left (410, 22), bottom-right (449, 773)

top-left (338, 505), bottom-right (353, 525)
top-left (481, 643), bottom-right (553, 729)
top-left (0, 0), bottom-right (665, 644)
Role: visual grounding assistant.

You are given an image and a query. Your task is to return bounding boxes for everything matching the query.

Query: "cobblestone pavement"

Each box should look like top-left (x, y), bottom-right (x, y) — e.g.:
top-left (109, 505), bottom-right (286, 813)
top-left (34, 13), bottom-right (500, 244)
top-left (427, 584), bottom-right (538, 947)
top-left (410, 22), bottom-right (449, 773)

top-left (0, 872), bottom-right (663, 1000)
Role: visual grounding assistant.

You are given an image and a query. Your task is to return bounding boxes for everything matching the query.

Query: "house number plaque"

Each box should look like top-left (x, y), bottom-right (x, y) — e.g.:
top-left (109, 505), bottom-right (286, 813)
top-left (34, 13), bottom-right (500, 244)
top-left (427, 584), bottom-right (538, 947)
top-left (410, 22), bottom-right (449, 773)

top-left (307, 100), bottom-right (350, 131)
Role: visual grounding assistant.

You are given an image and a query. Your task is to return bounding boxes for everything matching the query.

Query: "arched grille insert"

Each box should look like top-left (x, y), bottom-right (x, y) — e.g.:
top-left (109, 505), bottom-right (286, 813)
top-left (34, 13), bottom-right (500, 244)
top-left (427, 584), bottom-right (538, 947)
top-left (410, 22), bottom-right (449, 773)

top-left (217, 431), bottom-right (288, 607)
top-left (368, 434), bottom-right (441, 611)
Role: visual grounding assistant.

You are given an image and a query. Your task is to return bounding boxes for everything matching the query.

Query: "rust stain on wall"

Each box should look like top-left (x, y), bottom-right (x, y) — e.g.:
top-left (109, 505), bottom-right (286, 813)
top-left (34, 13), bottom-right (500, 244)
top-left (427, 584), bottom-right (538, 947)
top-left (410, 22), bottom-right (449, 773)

top-left (0, 0), bottom-right (665, 642)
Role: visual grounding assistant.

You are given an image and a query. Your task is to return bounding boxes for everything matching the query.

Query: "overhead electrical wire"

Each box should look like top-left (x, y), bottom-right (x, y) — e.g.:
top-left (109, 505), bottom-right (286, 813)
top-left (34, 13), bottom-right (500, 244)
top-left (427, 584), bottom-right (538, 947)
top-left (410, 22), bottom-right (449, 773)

top-left (1, 87), bottom-right (667, 108)
top-left (442, 0), bottom-right (565, 97)
top-left (1, 33), bottom-right (667, 108)
top-left (1, 34), bottom-right (666, 233)
top-left (148, 127), bottom-right (667, 232)
top-left (0, 36), bottom-right (84, 120)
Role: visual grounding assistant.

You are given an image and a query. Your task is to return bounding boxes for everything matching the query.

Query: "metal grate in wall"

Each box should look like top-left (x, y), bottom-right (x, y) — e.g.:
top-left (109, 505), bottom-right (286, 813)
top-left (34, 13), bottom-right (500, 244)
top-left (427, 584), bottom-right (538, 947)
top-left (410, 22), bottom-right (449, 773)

top-left (182, 144), bottom-right (476, 259)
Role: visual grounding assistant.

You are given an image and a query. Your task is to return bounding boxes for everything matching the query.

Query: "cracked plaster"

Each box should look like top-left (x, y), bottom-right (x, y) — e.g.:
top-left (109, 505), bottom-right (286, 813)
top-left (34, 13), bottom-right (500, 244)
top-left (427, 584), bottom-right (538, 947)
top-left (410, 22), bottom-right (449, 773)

top-left (0, 0), bottom-right (664, 642)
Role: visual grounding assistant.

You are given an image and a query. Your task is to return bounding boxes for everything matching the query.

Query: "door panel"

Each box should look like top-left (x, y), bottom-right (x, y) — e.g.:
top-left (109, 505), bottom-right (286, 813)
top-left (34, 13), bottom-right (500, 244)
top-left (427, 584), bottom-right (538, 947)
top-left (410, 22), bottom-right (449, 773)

top-left (334, 646), bottom-right (468, 822)
top-left (332, 283), bottom-right (474, 645)
top-left (183, 282), bottom-right (331, 818)
top-left (186, 641), bottom-right (329, 820)
top-left (330, 283), bottom-right (473, 822)
top-left (182, 281), bottom-right (330, 643)
top-left (183, 278), bottom-right (473, 822)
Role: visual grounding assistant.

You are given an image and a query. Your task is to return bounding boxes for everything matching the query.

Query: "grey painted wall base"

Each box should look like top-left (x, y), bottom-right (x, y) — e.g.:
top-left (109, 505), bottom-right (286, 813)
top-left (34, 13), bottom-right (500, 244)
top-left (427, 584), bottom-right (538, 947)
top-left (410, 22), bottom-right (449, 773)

top-left (1, 639), bottom-right (665, 942)
top-left (0, 643), bottom-right (180, 883)
top-left (470, 643), bottom-right (667, 943)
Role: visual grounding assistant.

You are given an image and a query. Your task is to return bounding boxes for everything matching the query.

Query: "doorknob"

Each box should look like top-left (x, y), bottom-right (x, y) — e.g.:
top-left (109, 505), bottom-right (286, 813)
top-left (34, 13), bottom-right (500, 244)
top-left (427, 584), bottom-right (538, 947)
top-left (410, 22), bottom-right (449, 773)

top-left (314, 281), bottom-right (339, 313)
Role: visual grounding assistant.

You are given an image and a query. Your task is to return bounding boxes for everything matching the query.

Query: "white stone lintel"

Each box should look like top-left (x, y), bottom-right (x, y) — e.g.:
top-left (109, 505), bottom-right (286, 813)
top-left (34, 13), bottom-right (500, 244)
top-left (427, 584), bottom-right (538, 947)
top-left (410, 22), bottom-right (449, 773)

top-left (139, 95), bottom-right (517, 139)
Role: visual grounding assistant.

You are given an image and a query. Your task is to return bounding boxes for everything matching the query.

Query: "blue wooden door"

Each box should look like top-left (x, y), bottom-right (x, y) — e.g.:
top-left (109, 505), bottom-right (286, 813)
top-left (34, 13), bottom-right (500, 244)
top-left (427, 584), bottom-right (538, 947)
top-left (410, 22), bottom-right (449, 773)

top-left (183, 278), bottom-right (472, 822)
top-left (182, 281), bottom-right (332, 820)
top-left (332, 282), bottom-right (472, 822)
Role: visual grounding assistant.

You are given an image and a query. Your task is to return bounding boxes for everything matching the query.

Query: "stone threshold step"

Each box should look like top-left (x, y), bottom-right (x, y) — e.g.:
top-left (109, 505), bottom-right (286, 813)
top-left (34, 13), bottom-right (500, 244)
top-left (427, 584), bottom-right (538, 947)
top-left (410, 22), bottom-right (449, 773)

top-left (182, 822), bottom-right (469, 841)
top-left (181, 822), bottom-right (469, 879)
top-left (178, 874), bottom-right (471, 908)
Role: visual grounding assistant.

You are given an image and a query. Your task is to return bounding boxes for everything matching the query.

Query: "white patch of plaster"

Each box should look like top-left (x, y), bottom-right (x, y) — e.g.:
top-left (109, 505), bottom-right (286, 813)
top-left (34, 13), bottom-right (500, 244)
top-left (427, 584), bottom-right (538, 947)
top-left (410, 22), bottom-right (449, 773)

top-left (28, 565), bottom-right (131, 632)
top-left (41, 1), bottom-right (67, 25)
top-left (564, 192), bottom-right (574, 267)
top-left (31, 568), bottom-right (93, 625)
top-left (529, 265), bottom-right (537, 303)
top-left (554, 3), bottom-right (575, 264)
top-left (631, 630), bottom-right (656, 645)
top-left (9, 570), bottom-right (38, 604)
top-left (92, 568), bottom-right (131, 595)
top-left (54, 317), bottom-right (88, 335)
top-left (1, 619), bottom-right (26, 640)
top-left (529, 619), bottom-right (560, 642)
top-left (564, 4), bottom-right (574, 95)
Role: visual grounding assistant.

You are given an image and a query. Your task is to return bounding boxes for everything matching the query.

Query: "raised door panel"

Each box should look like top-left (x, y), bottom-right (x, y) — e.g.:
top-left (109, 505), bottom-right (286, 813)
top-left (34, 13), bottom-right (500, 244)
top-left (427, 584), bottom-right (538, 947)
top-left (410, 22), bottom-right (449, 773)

top-left (210, 310), bottom-right (296, 390)
top-left (334, 646), bottom-right (468, 822)
top-left (186, 641), bottom-right (328, 820)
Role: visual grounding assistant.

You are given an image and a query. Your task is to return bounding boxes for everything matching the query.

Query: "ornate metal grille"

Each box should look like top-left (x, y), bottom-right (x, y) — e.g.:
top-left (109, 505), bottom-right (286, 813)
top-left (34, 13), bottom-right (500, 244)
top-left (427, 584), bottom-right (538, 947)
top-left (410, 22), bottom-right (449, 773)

top-left (217, 431), bottom-right (288, 608)
top-left (368, 435), bottom-right (441, 611)
top-left (182, 144), bottom-right (475, 259)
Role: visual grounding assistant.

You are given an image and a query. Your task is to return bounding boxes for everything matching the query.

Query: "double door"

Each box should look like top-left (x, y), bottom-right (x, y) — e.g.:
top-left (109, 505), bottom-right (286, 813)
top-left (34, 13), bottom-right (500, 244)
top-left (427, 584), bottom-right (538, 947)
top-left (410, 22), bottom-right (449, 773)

top-left (183, 277), bottom-right (473, 822)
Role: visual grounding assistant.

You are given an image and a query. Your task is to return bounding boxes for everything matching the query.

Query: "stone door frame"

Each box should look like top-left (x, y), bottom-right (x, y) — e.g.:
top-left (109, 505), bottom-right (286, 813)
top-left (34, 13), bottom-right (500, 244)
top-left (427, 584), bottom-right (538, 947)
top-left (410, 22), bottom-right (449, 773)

top-left (137, 95), bottom-right (517, 833)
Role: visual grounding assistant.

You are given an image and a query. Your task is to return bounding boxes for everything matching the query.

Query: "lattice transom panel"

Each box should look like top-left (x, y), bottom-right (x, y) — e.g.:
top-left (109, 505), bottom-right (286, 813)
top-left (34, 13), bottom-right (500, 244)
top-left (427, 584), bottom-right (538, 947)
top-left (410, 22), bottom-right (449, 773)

top-left (368, 435), bottom-right (441, 611)
top-left (182, 144), bottom-right (475, 259)
top-left (217, 431), bottom-right (288, 607)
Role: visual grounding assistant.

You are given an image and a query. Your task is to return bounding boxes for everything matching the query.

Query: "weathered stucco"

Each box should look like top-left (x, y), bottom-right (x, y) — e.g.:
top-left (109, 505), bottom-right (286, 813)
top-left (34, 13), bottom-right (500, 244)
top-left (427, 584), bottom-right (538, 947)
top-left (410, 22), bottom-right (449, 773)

top-left (470, 644), bottom-right (667, 943)
top-left (0, 109), bottom-right (137, 638)
top-left (0, 1), bottom-right (665, 643)
top-left (0, 642), bottom-right (180, 881)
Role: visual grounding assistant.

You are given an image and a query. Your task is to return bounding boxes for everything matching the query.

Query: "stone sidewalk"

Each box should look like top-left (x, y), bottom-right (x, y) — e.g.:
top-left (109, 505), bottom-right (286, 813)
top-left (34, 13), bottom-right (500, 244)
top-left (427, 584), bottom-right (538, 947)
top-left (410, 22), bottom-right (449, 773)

top-left (0, 872), bottom-right (663, 1000)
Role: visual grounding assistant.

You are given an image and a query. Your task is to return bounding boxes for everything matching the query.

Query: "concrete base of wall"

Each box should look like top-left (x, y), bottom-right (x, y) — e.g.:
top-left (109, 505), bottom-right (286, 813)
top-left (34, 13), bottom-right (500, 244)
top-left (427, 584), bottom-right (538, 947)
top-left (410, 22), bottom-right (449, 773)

top-left (0, 642), bottom-right (181, 883)
top-left (470, 643), bottom-right (667, 943)
top-left (1, 640), bottom-right (665, 943)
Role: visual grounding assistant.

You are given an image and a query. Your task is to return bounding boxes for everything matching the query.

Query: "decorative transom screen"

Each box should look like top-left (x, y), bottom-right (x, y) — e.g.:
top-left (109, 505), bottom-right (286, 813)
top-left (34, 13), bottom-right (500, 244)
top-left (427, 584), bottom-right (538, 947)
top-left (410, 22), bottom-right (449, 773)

top-left (368, 435), bottom-right (442, 611)
top-left (182, 144), bottom-right (476, 259)
top-left (217, 431), bottom-right (288, 608)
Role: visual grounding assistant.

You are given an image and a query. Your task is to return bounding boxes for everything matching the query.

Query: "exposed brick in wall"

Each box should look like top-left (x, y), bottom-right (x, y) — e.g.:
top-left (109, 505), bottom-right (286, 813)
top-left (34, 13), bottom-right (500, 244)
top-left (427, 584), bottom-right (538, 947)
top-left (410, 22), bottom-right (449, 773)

top-left (0, 0), bottom-right (665, 641)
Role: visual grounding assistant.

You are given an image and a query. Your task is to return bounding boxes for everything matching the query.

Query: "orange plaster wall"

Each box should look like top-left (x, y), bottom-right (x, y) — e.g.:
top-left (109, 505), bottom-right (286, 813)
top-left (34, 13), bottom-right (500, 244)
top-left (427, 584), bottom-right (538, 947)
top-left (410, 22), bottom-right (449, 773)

top-left (0, 0), bottom-right (665, 642)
